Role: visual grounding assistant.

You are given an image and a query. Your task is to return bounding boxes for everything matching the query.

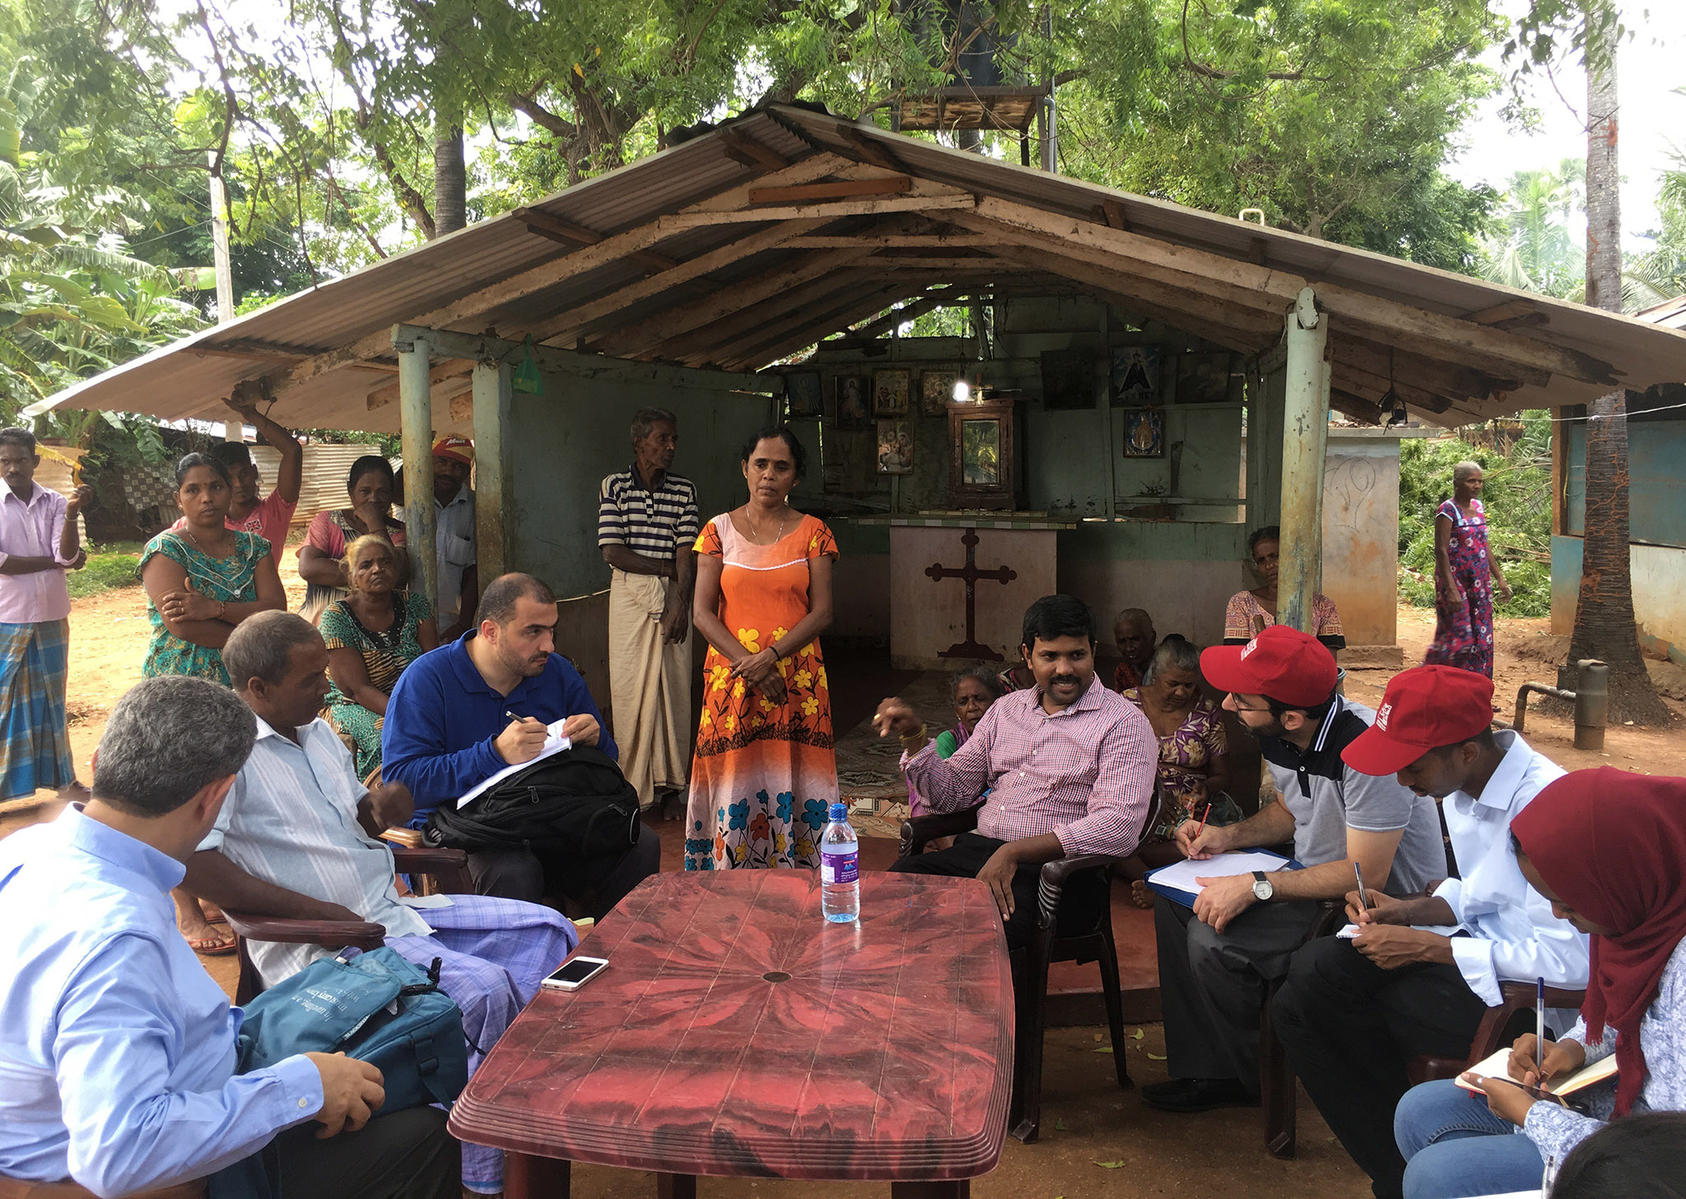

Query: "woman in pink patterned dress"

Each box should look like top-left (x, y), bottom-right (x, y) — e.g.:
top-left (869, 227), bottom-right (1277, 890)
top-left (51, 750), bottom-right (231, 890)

top-left (1118, 635), bottom-right (1238, 906)
top-left (1425, 460), bottom-right (1510, 677)
top-left (1223, 526), bottom-right (1344, 653)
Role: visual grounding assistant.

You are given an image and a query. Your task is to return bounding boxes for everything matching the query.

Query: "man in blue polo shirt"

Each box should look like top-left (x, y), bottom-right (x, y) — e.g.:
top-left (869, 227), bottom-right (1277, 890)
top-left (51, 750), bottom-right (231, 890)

top-left (383, 572), bottom-right (661, 911)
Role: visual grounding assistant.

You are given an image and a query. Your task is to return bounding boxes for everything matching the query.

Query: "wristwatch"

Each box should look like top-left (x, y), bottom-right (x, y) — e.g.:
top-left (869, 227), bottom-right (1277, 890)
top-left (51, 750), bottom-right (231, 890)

top-left (1251, 871), bottom-right (1275, 902)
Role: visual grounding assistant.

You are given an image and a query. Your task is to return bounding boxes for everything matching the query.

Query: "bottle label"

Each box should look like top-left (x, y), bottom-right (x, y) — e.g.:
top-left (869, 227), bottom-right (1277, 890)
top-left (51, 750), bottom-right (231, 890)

top-left (821, 849), bottom-right (858, 885)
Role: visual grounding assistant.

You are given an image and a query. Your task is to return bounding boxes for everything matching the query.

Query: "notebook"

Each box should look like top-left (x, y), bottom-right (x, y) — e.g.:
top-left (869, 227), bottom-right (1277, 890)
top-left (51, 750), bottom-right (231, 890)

top-left (1455, 1048), bottom-right (1618, 1098)
top-left (1145, 850), bottom-right (1298, 907)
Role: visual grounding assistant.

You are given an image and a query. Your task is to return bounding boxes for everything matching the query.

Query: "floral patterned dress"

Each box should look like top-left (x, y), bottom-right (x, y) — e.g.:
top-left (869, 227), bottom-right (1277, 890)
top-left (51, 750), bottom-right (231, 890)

top-left (320, 591), bottom-right (433, 778)
top-left (138, 530), bottom-right (270, 686)
top-left (1223, 589), bottom-right (1345, 649)
top-left (684, 512), bottom-right (840, 870)
top-left (1121, 688), bottom-right (1239, 841)
top-left (1425, 497), bottom-right (1496, 677)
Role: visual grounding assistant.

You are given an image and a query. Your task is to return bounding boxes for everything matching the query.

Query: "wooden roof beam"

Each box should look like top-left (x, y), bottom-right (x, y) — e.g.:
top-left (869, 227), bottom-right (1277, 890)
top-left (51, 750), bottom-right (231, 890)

top-left (515, 207), bottom-right (678, 271)
top-left (748, 176), bottom-right (911, 204)
top-left (589, 249), bottom-right (872, 357)
top-left (366, 358), bottom-right (473, 411)
top-left (846, 287), bottom-right (976, 341)
top-left (718, 280), bottom-right (936, 370)
top-left (780, 233), bottom-right (992, 249)
top-left (655, 268), bottom-right (893, 363)
top-left (655, 193), bottom-right (977, 230)
top-left (968, 195), bottom-right (1623, 386)
top-left (527, 218), bottom-right (835, 345)
top-left (717, 128), bottom-right (790, 171)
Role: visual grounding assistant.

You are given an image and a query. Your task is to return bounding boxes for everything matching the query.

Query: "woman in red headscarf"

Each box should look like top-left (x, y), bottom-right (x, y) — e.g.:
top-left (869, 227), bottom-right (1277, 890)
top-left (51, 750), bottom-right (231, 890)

top-left (1392, 767), bottom-right (1686, 1199)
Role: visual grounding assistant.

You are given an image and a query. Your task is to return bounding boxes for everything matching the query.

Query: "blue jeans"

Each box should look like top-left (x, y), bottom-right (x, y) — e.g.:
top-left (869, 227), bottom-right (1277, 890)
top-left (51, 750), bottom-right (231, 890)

top-left (1394, 1080), bottom-right (1546, 1199)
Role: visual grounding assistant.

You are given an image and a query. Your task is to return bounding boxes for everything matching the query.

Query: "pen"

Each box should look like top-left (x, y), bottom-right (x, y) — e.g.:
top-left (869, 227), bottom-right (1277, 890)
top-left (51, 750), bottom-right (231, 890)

top-left (1353, 860), bottom-right (1370, 913)
top-left (505, 710), bottom-right (535, 724)
top-left (1194, 803), bottom-right (1212, 839)
top-left (1537, 976), bottom-right (1547, 1076)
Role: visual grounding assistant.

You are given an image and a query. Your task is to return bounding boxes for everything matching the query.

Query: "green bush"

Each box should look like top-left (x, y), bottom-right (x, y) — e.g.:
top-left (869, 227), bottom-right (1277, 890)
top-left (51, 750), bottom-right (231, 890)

top-left (1397, 412), bottom-right (1553, 618)
top-left (66, 545), bottom-right (144, 600)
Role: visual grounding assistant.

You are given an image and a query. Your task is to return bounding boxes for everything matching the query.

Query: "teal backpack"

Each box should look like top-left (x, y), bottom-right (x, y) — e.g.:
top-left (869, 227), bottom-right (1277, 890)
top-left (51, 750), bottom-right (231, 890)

top-left (236, 946), bottom-right (469, 1114)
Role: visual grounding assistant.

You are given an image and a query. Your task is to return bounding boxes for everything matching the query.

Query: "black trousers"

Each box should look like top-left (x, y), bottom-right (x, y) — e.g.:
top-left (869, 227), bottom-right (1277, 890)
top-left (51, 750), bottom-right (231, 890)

top-left (1154, 893), bottom-right (1325, 1091)
top-left (467, 830), bottom-right (662, 918)
top-left (1269, 936), bottom-right (1489, 1199)
top-left (212, 1105), bottom-right (459, 1199)
top-left (889, 832), bottom-right (1108, 952)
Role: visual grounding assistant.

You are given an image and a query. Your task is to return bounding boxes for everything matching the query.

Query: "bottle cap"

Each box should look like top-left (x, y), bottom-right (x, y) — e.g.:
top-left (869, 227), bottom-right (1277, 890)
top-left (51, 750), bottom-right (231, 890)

top-left (828, 801), bottom-right (848, 822)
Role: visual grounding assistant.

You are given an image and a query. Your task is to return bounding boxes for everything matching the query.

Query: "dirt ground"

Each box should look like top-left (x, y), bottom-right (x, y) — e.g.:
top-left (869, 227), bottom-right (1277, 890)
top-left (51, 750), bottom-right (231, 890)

top-left (37, 577), bottom-right (1686, 797)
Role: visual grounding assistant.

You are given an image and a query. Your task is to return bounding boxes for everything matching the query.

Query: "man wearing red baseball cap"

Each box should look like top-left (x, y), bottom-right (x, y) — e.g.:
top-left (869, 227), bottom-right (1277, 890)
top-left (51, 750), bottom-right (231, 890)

top-left (430, 437), bottom-right (478, 638)
top-left (1143, 625), bottom-right (1447, 1114)
top-left (1269, 665), bottom-right (1587, 1198)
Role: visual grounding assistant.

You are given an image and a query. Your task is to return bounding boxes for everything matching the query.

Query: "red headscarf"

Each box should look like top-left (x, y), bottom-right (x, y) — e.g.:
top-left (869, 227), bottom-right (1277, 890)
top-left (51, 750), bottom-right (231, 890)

top-left (1511, 767), bottom-right (1686, 1116)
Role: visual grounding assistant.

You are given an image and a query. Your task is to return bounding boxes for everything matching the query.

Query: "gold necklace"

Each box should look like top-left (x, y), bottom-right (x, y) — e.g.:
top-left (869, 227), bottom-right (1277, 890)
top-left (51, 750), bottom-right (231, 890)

top-left (746, 506), bottom-right (789, 544)
top-left (181, 524), bottom-right (229, 557)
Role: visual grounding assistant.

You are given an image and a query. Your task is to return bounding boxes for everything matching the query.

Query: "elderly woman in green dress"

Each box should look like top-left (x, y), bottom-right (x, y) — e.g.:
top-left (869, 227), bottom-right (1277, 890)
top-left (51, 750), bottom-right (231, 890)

top-left (138, 450), bottom-right (286, 955)
top-left (320, 532), bottom-right (438, 777)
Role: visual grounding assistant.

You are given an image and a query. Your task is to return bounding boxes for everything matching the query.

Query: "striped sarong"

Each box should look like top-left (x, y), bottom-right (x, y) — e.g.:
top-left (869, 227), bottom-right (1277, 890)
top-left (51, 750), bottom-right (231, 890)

top-left (0, 618), bottom-right (75, 799)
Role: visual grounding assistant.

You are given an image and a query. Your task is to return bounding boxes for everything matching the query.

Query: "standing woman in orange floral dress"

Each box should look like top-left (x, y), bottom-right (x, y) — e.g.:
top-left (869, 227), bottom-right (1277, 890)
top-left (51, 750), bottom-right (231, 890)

top-left (684, 426), bottom-right (840, 870)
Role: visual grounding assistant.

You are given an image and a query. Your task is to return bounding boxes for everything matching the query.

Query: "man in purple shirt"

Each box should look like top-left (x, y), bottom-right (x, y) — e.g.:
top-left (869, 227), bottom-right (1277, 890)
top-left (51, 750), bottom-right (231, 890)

top-left (874, 594), bottom-right (1157, 949)
top-left (0, 426), bottom-right (90, 801)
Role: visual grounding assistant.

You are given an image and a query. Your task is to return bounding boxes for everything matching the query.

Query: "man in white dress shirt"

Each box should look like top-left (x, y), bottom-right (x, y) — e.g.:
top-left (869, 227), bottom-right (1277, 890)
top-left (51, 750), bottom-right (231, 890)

top-left (1269, 665), bottom-right (1589, 1199)
top-left (181, 611), bottom-right (576, 1196)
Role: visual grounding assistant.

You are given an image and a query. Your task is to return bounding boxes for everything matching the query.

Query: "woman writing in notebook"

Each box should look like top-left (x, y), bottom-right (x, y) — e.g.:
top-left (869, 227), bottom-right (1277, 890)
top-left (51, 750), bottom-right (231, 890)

top-left (1393, 767), bottom-right (1686, 1199)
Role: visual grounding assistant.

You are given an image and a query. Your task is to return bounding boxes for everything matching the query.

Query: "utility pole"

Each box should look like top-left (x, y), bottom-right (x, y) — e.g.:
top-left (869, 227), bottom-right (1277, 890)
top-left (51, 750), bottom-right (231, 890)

top-left (208, 153), bottom-right (235, 325)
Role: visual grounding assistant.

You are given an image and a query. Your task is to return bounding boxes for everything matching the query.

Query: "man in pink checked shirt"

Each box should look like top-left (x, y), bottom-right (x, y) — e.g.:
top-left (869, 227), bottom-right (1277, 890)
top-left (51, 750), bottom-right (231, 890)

top-left (874, 593), bottom-right (1158, 950)
top-left (0, 426), bottom-right (91, 801)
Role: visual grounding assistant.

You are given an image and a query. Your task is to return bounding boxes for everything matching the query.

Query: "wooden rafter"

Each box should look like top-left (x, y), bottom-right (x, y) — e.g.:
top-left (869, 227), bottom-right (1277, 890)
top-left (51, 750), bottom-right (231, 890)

top-left (655, 194), bottom-right (977, 229)
top-left (590, 250), bottom-right (873, 357)
top-left (515, 207), bottom-right (677, 270)
top-left (527, 218), bottom-right (835, 345)
top-left (719, 280), bottom-right (935, 370)
top-left (747, 176), bottom-right (911, 204)
top-left (651, 267), bottom-right (887, 364)
top-left (717, 129), bottom-right (789, 171)
top-left (366, 358), bottom-right (473, 411)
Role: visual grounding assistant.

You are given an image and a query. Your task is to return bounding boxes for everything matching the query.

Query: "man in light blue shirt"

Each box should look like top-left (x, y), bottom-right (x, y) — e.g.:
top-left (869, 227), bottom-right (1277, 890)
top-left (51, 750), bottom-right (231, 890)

top-left (1270, 665), bottom-right (1589, 1199)
top-left (0, 675), bottom-right (457, 1198)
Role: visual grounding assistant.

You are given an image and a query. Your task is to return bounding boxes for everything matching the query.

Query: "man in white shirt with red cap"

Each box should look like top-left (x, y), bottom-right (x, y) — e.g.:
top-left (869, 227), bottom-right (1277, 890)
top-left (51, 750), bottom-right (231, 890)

top-left (1269, 664), bottom-right (1588, 1199)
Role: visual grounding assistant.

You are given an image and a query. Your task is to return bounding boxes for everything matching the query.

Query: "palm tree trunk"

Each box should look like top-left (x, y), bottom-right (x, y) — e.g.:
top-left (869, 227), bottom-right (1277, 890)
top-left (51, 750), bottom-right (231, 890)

top-left (433, 97), bottom-right (466, 237)
top-left (1568, 25), bottom-right (1669, 723)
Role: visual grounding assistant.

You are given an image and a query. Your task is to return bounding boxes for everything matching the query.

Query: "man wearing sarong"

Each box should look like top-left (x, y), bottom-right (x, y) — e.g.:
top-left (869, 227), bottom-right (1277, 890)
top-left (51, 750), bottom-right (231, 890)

top-left (597, 408), bottom-right (698, 817)
top-left (0, 427), bottom-right (90, 800)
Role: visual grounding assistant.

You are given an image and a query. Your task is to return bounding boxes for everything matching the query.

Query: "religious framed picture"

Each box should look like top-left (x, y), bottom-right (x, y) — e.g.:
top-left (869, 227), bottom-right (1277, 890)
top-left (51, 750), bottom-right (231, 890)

top-left (833, 374), bottom-right (871, 429)
top-left (873, 368), bottom-right (911, 416)
top-left (1122, 407), bottom-right (1165, 458)
top-left (947, 397), bottom-right (1018, 509)
top-left (1111, 346), bottom-right (1159, 406)
top-left (919, 369), bottom-right (957, 416)
top-left (1174, 352), bottom-right (1230, 404)
top-left (785, 371), bottom-right (822, 419)
top-left (1040, 348), bottom-right (1094, 410)
top-left (876, 419), bottom-right (914, 474)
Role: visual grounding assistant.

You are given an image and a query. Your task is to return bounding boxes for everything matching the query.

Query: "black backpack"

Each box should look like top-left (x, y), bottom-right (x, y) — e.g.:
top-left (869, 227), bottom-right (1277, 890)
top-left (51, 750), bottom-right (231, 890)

top-left (422, 745), bottom-right (641, 873)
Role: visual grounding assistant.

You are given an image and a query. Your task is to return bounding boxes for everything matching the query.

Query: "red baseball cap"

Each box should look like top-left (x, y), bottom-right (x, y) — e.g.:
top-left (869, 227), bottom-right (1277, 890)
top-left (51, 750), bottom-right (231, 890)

top-left (1341, 665), bottom-right (1495, 776)
top-left (432, 436), bottom-right (474, 466)
top-left (1199, 625), bottom-right (1338, 710)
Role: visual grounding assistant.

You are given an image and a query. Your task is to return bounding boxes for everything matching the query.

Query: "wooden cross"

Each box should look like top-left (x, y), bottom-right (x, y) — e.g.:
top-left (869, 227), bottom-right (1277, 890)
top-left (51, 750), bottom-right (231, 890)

top-left (925, 527), bottom-right (1017, 661)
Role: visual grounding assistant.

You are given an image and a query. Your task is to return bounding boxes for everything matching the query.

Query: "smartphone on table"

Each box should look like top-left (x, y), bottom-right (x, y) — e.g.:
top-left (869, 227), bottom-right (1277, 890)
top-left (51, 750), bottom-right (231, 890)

top-left (541, 955), bottom-right (609, 991)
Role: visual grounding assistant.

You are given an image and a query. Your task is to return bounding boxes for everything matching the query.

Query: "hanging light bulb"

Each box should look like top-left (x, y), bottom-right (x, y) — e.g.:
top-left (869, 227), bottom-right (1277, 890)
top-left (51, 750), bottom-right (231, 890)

top-left (952, 379), bottom-right (971, 403)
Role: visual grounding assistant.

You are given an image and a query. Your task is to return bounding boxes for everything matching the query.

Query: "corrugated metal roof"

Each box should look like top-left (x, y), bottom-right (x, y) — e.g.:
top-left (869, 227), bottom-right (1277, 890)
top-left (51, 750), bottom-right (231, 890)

top-left (26, 105), bottom-right (1686, 433)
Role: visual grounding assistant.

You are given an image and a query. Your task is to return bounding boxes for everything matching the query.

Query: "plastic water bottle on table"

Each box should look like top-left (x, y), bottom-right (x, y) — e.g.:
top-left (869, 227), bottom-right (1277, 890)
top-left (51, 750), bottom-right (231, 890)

top-left (820, 801), bottom-right (860, 923)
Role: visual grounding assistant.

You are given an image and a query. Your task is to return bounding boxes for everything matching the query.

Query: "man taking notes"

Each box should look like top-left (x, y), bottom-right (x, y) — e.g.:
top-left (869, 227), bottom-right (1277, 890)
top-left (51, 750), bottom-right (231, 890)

top-left (383, 572), bottom-right (661, 912)
top-left (1270, 665), bottom-right (1588, 1199)
top-left (1144, 625), bottom-right (1447, 1113)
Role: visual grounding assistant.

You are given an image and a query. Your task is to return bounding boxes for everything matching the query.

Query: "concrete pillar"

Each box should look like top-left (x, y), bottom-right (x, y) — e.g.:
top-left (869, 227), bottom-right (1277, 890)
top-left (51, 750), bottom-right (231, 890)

top-left (396, 332), bottom-right (439, 618)
top-left (1277, 287), bottom-right (1330, 635)
top-left (472, 359), bottom-right (513, 583)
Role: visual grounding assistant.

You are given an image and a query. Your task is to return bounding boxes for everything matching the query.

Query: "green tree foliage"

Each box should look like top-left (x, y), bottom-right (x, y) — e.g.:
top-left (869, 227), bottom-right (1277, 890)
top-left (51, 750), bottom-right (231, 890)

top-left (1058, 0), bottom-right (1501, 270)
top-left (1397, 412), bottom-right (1554, 618)
top-left (1477, 162), bottom-right (1585, 298)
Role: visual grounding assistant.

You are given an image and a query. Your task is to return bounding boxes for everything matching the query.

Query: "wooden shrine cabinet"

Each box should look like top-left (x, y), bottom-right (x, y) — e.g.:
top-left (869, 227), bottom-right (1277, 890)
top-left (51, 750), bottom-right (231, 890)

top-left (946, 396), bottom-right (1022, 510)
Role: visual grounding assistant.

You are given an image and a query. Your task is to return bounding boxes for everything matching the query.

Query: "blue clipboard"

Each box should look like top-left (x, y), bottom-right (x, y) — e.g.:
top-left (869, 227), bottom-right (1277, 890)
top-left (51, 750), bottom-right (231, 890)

top-left (1144, 849), bottom-right (1302, 908)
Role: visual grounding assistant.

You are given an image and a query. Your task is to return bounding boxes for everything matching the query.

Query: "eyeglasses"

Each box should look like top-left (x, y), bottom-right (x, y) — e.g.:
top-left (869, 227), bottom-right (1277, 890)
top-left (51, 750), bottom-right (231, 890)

top-left (1227, 696), bottom-right (1274, 713)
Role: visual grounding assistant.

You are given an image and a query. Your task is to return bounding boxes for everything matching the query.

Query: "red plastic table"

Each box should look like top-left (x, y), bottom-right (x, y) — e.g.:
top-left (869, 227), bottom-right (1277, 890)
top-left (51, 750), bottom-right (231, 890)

top-left (448, 870), bottom-right (1014, 1198)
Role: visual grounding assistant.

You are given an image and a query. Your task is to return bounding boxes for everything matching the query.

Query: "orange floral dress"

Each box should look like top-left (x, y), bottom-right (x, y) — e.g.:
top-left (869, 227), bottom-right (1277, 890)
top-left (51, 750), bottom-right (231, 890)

top-left (683, 512), bottom-right (840, 870)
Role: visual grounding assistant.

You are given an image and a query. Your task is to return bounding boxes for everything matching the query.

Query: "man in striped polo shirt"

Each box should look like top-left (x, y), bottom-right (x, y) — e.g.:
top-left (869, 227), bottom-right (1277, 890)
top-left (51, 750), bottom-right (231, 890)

top-left (598, 408), bottom-right (699, 817)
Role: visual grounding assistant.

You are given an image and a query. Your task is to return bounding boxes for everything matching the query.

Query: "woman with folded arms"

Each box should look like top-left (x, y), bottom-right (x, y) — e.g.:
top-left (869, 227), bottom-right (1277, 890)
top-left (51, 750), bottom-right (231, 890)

top-left (1394, 767), bottom-right (1686, 1198)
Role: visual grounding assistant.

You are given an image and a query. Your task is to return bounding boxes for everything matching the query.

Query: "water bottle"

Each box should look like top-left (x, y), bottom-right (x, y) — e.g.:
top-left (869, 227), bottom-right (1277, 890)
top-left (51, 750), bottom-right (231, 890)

top-left (820, 801), bottom-right (860, 923)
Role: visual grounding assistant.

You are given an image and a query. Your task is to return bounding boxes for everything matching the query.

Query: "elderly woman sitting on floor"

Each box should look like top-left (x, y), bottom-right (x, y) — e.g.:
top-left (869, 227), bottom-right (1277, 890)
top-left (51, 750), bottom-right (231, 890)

top-left (1117, 634), bottom-right (1239, 906)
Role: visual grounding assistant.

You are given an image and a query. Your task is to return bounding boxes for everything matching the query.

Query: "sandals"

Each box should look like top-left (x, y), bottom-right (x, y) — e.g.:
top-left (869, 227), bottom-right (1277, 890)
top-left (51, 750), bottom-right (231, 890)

top-left (185, 928), bottom-right (238, 956)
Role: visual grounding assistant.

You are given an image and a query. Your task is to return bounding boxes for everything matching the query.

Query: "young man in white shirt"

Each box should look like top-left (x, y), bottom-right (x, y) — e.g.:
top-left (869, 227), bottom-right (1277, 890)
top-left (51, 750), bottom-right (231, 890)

top-left (1269, 665), bottom-right (1589, 1199)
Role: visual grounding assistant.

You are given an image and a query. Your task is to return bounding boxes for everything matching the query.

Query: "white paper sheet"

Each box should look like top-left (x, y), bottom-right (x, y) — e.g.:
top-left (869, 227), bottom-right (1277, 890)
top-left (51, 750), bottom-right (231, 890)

top-left (456, 721), bottom-right (573, 809)
top-left (1146, 851), bottom-right (1291, 897)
